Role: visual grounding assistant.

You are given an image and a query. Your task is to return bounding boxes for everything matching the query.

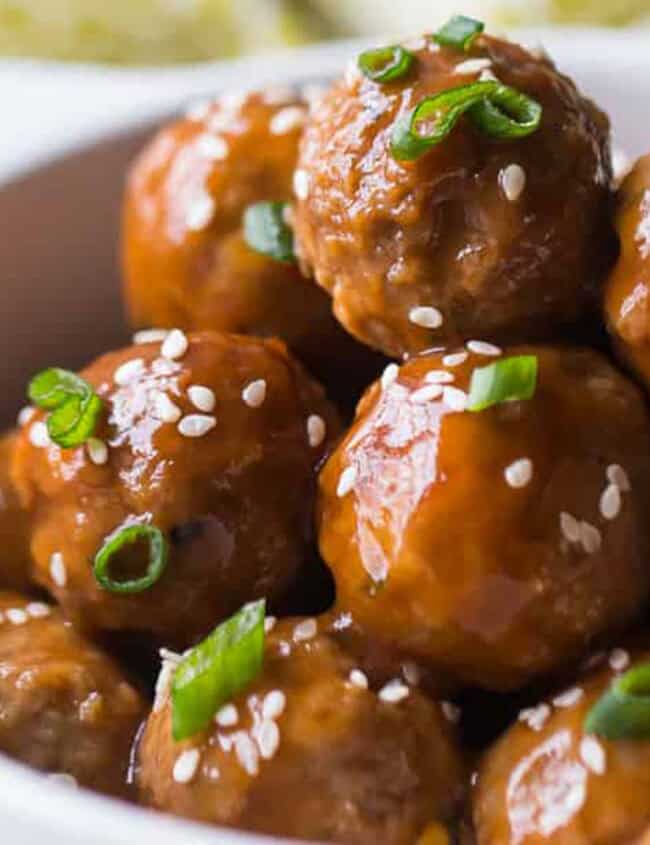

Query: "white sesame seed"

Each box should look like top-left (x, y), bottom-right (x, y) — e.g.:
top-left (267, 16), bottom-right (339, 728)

top-left (518, 703), bottom-right (551, 732)
top-left (153, 661), bottom-right (176, 712)
top-left (500, 164), bottom-right (527, 202)
top-left (173, 748), bottom-right (200, 784)
top-left (580, 736), bottom-right (606, 775)
top-left (348, 669), bottom-right (369, 690)
top-left (264, 616), bottom-right (277, 634)
top-left (49, 552), bottom-right (66, 587)
top-left (161, 329), bottom-right (189, 361)
top-left (29, 421), bottom-right (51, 449)
top-left (234, 732), bottom-right (259, 776)
top-left (442, 352), bottom-right (468, 368)
top-left (606, 464), bottom-right (631, 492)
top-left (307, 414), bottom-right (326, 448)
top-left (479, 68), bottom-right (499, 82)
top-left (454, 58), bottom-right (493, 75)
top-left (609, 648), bottom-right (630, 672)
top-left (47, 773), bottom-right (78, 788)
top-left (215, 703), bottom-right (239, 727)
top-left (560, 512), bottom-right (581, 544)
top-left (599, 484), bottom-right (622, 521)
top-left (441, 701), bottom-right (461, 724)
top-left (293, 618), bottom-right (317, 642)
top-left (17, 405), bottom-right (35, 427)
top-left (188, 385), bottom-right (216, 413)
top-left (178, 414), bottom-right (217, 438)
top-left (186, 194), bottom-right (216, 231)
top-left (504, 458), bottom-right (533, 489)
top-left (86, 437), bottom-right (108, 466)
top-left (580, 521), bottom-right (602, 555)
top-left (151, 391), bottom-right (182, 424)
top-left (133, 328), bottom-right (169, 345)
top-left (241, 378), bottom-right (267, 408)
top-left (6, 608), bottom-right (27, 625)
top-left (270, 106), bottom-right (307, 135)
top-left (425, 370), bottom-right (455, 384)
top-left (196, 133), bottom-right (229, 160)
top-left (185, 99), bottom-right (212, 121)
top-left (262, 690), bottom-right (286, 720)
top-left (378, 679), bottom-right (410, 703)
top-left (412, 384), bottom-right (443, 404)
top-left (552, 687), bottom-right (584, 708)
top-left (337, 465), bottom-right (358, 498)
top-left (256, 719), bottom-right (280, 759)
top-left (114, 358), bottom-right (145, 386)
top-left (408, 306), bottom-right (443, 330)
top-left (381, 363), bottom-right (399, 390)
top-left (293, 169), bottom-right (310, 200)
top-left (402, 661), bottom-right (420, 686)
top-left (467, 340), bottom-right (502, 357)
top-left (26, 602), bottom-right (51, 619)
top-left (443, 386), bottom-right (468, 412)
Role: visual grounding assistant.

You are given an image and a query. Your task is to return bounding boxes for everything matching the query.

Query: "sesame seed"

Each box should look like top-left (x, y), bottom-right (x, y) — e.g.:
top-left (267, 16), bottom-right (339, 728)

top-left (188, 385), bottom-right (216, 413)
top-left (504, 458), bottom-right (533, 489)
top-left (153, 661), bottom-right (176, 712)
top-left (133, 328), bottom-right (169, 345)
top-left (442, 352), bottom-right (468, 368)
top-left (270, 106), bottom-right (306, 135)
top-left (500, 164), bottom-right (527, 202)
top-left (402, 661), bottom-right (420, 686)
top-left (552, 687), bottom-right (584, 708)
top-left (518, 703), bottom-right (551, 731)
top-left (114, 358), bottom-right (145, 386)
top-left (293, 169), bottom-right (310, 200)
top-left (178, 414), bottom-right (217, 438)
top-left (293, 618), bottom-right (317, 642)
top-left (29, 421), bottom-right (51, 449)
top-left (560, 511), bottom-right (581, 544)
top-left (173, 748), bottom-right (200, 784)
top-left (161, 329), bottom-right (189, 361)
top-left (234, 732), bottom-right (259, 776)
top-left (606, 464), bottom-right (631, 492)
top-left (348, 669), bottom-right (369, 690)
top-left (479, 68), bottom-right (499, 82)
top-left (6, 608), bottom-right (27, 625)
top-left (215, 703), bottom-right (239, 727)
top-left (262, 690), bottom-right (286, 720)
top-left (264, 616), bottom-right (277, 634)
top-left (47, 773), bottom-right (78, 788)
top-left (242, 379), bottom-right (267, 408)
top-left (599, 484), bottom-right (622, 521)
top-left (408, 306), bottom-right (443, 330)
top-left (49, 552), bottom-right (66, 587)
top-left (381, 363), bottom-right (399, 390)
top-left (412, 384), bottom-right (443, 404)
top-left (337, 465), bottom-right (358, 498)
top-left (26, 602), bottom-right (51, 619)
top-left (580, 736), bottom-right (606, 775)
top-left (580, 521), bottom-right (602, 555)
top-left (609, 648), bottom-right (630, 672)
top-left (441, 701), bottom-right (461, 723)
top-left (151, 391), bottom-right (182, 424)
top-left (196, 133), bottom-right (229, 160)
top-left (256, 719), bottom-right (280, 759)
top-left (425, 370), bottom-right (455, 384)
top-left (185, 99), bottom-right (212, 121)
top-left (378, 679), bottom-right (410, 703)
top-left (86, 437), bottom-right (108, 466)
top-left (443, 386), bottom-right (468, 412)
top-left (307, 414), bottom-right (326, 448)
top-left (454, 58), bottom-right (493, 74)
top-left (186, 194), bottom-right (216, 231)
top-left (17, 405), bottom-right (35, 427)
top-left (467, 340), bottom-right (502, 357)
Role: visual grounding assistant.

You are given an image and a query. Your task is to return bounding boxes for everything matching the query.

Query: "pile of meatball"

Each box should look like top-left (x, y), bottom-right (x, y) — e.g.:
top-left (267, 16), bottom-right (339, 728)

top-left (3, 18), bottom-right (650, 845)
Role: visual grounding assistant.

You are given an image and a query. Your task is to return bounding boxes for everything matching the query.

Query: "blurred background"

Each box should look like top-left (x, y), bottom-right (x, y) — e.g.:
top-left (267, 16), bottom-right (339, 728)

top-left (0, 0), bottom-right (648, 64)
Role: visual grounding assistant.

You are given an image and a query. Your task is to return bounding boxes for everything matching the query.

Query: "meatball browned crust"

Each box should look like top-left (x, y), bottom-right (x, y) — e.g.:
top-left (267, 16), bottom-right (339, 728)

top-left (0, 432), bottom-right (33, 592)
top-left (317, 345), bottom-right (650, 690)
top-left (0, 591), bottom-right (145, 797)
top-left (294, 35), bottom-right (613, 357)
top-left (138, 618), bottom-right (465, 844)
top-left (11, 331), bottom-right (339, 647)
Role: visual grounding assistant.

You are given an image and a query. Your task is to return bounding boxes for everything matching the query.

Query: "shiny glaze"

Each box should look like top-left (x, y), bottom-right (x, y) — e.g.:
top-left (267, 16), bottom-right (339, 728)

top-left (11, 331), bottom-right (339, 647)
top-left (0, 432), bottom-right (33, 592)
top-left (317, 346), bottom-right (650, 690)
top-left (295, 36), bottom-right (613, 357)
top-left (138, 618), bottom-right (465, 844)
top-left (0, 590), bottom-right (144, 796)
top-left (474, 647), bottom-right (650, 844)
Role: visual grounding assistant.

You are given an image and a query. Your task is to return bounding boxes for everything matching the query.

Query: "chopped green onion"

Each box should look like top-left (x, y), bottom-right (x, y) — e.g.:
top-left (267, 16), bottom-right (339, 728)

top-left (585, 661), bottom-right (650, 740)
top-left (243, 201), bottom-right (295, 263)
top-left (28, 367), bottom-right (103, 448)
top-left (390, 81), bottom-right (542, 162)
top-left (358, 45), bottom-right (414, 83)
top-left (94, 523), bottom-right (168, 594)
top-left (172, 599), bottom-right (266, 741)
top-left (433, 15), bottom-right (485, 51)
top-left (467, 355), bottom-right (538, 412)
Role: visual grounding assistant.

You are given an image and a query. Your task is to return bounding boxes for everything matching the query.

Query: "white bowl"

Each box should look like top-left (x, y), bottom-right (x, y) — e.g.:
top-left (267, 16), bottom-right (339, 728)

top-left (0, 29), bottom-right (648, 845)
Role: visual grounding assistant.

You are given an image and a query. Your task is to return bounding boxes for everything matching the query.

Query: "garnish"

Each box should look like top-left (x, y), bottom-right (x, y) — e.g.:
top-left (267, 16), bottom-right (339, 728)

top-left (358, 45), bottom-right (414, 83)
top-left (433, 15), bottom-right (485, 51)
top-left (172, 599), bottom-right (266, 741)
top-left (467, 355), bottom-right (538, 412)
top-left (28, 368), bottom-right (103, 448)
top-left (585, 661), bottom-right (650, 740)
top-left (94, 523), bottom-right (169, 594)
top-left (243, 201), bottom-right (295, 262)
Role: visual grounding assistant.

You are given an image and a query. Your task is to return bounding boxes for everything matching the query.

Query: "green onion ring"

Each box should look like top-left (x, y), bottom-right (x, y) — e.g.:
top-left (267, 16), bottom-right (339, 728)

top-left (243, 201), bottom-right (295, 263)
top-left (585, 661), bottom-right (650, 741)
top-left (433, 15), bottom-right (485, 51)
top-left (467, 355), bottom-right (538, 412)
top-left (357, 45), bottom-right (414, 83)
top-left (28, 367), bottom-right (103, 448)
top-left (93, 523), bottom-right (168, 594)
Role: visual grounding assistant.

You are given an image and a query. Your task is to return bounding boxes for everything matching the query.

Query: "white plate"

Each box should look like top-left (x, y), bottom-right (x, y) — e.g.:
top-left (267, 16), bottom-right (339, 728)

top-left (0, 29), bottom-right (648, 845)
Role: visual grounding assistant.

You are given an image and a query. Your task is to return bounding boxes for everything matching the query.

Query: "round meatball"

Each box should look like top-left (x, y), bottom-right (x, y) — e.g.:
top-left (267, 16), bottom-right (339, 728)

top-left (0, 591), bottom-right (144, 796)
top-left (317, 345), bottom-right (650, 690)
top-left (294, 34), bottom-right (613, 357)
top-left (473, 646), bottom-right (650, 844)
top-left (122, 88), bottom-right (383, 401)
top-left (12, 331), bottom-right (339, 647)
top-left (139, 618), bottom-right (465, 843)
top-left (0, 431), bottom-right (32, 591)
top-left (605, 154), bottom-right (650, 387)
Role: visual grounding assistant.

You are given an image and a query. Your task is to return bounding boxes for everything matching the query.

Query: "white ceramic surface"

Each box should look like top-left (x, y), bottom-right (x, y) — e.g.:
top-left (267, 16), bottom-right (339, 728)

top-left (0, 29), bottom-right (648, 845)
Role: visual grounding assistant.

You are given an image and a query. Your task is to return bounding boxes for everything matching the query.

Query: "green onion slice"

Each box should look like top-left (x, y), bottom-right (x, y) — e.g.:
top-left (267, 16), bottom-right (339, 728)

top-left (28, 367), bottom-right (103, 448)
top-left (433, 15), bottom-right (485, 51)
top-left (585, 661), bottom-right (650, 740)
top-left (243, 201), bottom-right (295, 263)
top-left (390, 81), bottom-right (542, 162)
top-left (358, 45), bottom-right (414, 83)
top-left (467, 355), bottom-right (538, 412)
top-left (94, 523), bottom-right (168, 594)
top-left (172, 599), bottom-right (266, 741)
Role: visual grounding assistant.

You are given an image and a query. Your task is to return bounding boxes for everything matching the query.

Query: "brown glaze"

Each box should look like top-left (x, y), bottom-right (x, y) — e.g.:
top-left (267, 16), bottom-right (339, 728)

top-left (473, 647), bottom-right (650, 845)
top-left (0, 432), bottom-right (33, 592)
top-left (138, 618), bottom-right (465, 844)
top-left (11, 331), bottom-right (339, 647)
top-left (317, 345), bottom-right (650, 690)
top-left (295, 36), bottom-right (613, 358)
top-left (0, 591), bottom-right (145, 796)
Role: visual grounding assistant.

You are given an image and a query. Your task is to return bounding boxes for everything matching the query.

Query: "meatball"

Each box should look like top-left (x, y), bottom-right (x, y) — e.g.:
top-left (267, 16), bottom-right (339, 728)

top-left (138, 617), bottom-right (465, 843)
top-left (294, 34), bottom-right (612, 358)
top-left (0, 590), bottom-right (144, 796)
top-left (0, 431), bottom-right (32, 591)
top-left (317, 345), bottom-right (650, 690)
top-left (12, 331), bottom-right (339, 647)
top-left (605, 154), bottom-right (650, 387)
top-left (122, 88), bottom-right (383, 402)
top-left (473, 646), bottom-right (650, 844)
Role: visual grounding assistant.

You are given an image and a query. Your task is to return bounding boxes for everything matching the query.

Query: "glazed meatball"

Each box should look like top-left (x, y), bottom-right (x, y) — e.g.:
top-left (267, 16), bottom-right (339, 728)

top-left (138, 618), bottom-right (465, 844)
top-left (317, 345), bottom-right (650, 690)
top-left (0, 431), bottom-right (32, 591)
top-left (473, 646), bottom-right (650, 844)
top-left (0, 591), bottom-right (144, 796)
top-left (605, 154), bottom-right (650, 387)
top-left (12, 331), bottom-right (339, 647)
top-left (294, 34), bottom-right (612, 358)
top-left (122, 88), bottom-right (383, 401)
